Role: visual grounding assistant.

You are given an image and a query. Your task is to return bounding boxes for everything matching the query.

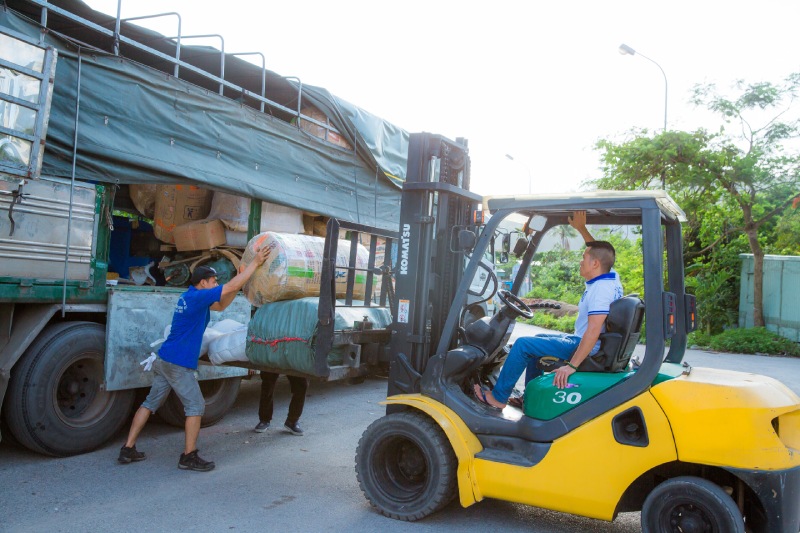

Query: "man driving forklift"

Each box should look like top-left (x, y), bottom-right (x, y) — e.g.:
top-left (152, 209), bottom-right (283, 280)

top-left (475, 236), bottom-right (622, 406)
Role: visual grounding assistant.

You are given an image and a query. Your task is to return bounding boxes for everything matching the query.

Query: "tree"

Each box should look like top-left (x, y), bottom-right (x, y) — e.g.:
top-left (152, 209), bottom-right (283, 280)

top-left (552, 224), bottom-right (578, 250)
top-left (593, 73), bottom-right (800, 329)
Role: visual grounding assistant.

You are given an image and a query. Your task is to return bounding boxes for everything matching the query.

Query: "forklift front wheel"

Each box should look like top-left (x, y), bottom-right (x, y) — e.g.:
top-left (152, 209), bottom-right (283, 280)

top-left (641, 476), bottom-right (744, 533)
top-left (355, 411), bottom-right (457, 521)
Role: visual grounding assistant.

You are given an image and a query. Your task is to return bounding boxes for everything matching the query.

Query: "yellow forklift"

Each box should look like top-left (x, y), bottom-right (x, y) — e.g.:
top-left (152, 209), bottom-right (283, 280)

top-left (347, 133), bottom-right (799, 532)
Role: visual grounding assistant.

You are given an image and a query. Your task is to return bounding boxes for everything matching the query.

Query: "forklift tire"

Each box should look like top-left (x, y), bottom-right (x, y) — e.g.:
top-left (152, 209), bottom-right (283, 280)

top-left (641, 476), bottom-right (744, 533)
top-left (4, 322), bottom-right (136, 457)
top-left (355, 410), bottom-right (457, 521)
top-left (156, 377), bottom-right (241, 428)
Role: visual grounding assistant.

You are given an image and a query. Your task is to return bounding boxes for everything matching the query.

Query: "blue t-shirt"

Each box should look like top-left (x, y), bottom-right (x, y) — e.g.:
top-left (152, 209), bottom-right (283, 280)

top-left (575, 271), bottom-right (624, 354)
top-left (159, 285), bottom-right (223, 369)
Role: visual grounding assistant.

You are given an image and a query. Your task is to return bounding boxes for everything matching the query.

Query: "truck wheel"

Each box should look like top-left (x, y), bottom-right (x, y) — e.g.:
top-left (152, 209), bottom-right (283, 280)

top-left (355, 411), bottom-right (457, 521)
top-left (642, 476), bottom-right (744, 533)
top-left (4, 322), bottom-right (135, 457)
top-left (156, 377), bottom-right (241, 428)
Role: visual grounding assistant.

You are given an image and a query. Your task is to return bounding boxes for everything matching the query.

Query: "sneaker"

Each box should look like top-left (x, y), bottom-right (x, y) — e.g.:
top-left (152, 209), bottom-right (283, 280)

top-left (254, 421), bottom-right (270, 433)
top-left (283, 421), bottom-right (303, 436)
top-left (178, 449), bottom-right (215, 472)
top-left (118, 445), bottom-right (146, 464)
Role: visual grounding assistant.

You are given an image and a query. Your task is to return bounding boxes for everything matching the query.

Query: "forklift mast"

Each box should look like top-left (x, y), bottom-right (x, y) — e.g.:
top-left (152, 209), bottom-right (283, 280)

top-left (387, 133), bottom-right (484, 398)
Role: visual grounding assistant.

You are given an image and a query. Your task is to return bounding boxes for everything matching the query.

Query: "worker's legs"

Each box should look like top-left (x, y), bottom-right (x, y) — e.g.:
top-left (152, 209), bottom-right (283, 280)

top-left (125, 364), bottom-right (172, 448)
top-left (258, 371), bottom-right (280, 423)
top-left (285, 375), bottom-right (309, 425)
top-left (124, 407), bottom-right (152, 448)
top-left (522, 333), bottom-right (573, 384)
top-left (184, 415), bottom-right (202, 455)
top-left (491, 334), bottom-right (580, 404)
top-left (163, 359), bottom-right (206, 454)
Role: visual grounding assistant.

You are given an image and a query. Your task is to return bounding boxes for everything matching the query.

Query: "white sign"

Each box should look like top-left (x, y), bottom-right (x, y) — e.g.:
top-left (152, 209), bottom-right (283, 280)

top-left (398, 299), bottom-right (410, 323)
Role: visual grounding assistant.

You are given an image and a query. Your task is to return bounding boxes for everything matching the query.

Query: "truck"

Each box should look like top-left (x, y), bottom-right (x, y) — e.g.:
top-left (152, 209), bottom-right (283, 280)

top-left (348, 133), bottom-right (799, 532)
top-left (0, 0), bottom-right (411, 456)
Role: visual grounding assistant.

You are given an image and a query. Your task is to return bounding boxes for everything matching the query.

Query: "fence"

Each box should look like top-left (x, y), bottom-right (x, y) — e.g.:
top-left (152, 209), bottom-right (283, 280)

top-left (739, 254), bottom-right (800, 342)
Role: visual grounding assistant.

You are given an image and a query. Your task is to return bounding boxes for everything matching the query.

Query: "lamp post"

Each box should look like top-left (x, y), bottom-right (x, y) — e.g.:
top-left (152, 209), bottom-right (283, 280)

top-left (505, 154), bottom-right (532, 194)
top-left (619, 43), bottom-right (668, 188)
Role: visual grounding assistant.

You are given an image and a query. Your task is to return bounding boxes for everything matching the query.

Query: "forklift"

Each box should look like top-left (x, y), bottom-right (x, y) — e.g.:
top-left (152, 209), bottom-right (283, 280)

top-left (349, 133), bottom-right (800, 532)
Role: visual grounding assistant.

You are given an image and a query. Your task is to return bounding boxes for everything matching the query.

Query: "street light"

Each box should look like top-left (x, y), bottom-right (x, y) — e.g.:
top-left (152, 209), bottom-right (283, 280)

top-left (619, 43), bottom-right (668, 188)
top-left (505, 154), bottom-right (532, 195)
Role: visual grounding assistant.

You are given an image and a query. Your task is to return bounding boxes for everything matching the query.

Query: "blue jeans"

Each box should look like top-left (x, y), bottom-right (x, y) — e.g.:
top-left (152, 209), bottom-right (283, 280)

top-left (492, 333), bottom-right (581, 404)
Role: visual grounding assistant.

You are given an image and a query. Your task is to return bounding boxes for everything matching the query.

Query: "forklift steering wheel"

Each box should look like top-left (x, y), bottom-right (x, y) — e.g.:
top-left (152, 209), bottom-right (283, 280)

top-left (497, 290), bottom-right (534, 319)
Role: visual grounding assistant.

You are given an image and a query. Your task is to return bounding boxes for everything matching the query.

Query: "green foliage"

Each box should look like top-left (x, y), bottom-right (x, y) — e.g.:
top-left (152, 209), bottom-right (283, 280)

top-left (591, 72), bottom-right (800, 331)
top-left (706, 327), bottom-right (800, 356)
top-left (601, 231), bottom-right (644, 298)
top-left (687, 330), bottom-right (712, 348)
top-left (528, 247), bottom-right (583, 304)
top-left (524, 312), bottom-right (576, 333)
top-left (527, 227), bottom-right (644, 306)
top-left (770, 208), bottom-right (800, 255)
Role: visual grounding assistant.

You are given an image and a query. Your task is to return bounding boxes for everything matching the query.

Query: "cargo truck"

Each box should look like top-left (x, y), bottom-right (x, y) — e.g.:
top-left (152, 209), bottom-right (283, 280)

top-left (0, 0), bottom-right (412, 456)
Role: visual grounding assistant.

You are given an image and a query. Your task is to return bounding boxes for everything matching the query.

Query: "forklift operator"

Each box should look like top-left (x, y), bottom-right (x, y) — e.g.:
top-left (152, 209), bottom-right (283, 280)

top-left (475, 225), bottom-right (622, 408)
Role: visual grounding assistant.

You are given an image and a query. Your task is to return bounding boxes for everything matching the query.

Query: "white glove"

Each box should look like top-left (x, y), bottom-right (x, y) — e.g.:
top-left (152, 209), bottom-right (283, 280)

top-left (140, 353), bottom-right (157, 371)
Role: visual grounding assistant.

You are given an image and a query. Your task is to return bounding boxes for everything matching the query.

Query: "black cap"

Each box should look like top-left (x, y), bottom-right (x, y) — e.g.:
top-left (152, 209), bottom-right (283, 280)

top-left (190, 265), bottom-right (218, 286)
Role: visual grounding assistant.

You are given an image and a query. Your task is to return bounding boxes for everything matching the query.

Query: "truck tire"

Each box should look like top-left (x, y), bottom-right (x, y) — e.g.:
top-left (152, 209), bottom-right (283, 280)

top-left (4, 322), bottom-right (135, 457)
top-left (641, 476), bottom-right (744, 533)
top-left (355, 411), bottom-right (457, 521)
top-left (156, 377), bottom-right (241, 428)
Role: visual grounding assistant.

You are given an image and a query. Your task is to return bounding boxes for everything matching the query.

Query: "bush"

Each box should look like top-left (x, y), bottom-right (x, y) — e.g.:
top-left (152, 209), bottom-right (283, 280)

top-left (524, 312), bottom-right (576, 333)
top-left (707, 327), bottom-right (799, 356)
top-left (687, 330), bottom-right (712, 348)
top-left (528, 248), bottom-right (583, 304)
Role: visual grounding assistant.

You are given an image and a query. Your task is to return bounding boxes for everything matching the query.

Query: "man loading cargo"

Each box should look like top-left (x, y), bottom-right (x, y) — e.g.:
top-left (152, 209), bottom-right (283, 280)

top-left (118, 245), bottom-right (270, 471)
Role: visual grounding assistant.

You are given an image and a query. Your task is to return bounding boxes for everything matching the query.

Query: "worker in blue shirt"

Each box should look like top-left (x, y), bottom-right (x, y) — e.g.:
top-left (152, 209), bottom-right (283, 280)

top-left (118, 245), bottom-right (269, 471)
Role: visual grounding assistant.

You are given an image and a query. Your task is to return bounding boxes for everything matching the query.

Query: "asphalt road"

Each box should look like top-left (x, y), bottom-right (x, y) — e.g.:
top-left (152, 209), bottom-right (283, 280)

top-left (1, 323), bottom-right (798, 533)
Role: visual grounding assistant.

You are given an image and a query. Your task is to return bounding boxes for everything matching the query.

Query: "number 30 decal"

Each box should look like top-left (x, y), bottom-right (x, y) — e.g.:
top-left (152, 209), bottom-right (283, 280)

top-left (553, 391), bottom-right (582, 405)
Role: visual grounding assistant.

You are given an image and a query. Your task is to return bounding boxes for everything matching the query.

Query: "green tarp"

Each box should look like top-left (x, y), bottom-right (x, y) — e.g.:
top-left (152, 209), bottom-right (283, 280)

top-left (1, 2), bottom-right (408, 230)
top-left (246, 297), bottom-right (392, 376)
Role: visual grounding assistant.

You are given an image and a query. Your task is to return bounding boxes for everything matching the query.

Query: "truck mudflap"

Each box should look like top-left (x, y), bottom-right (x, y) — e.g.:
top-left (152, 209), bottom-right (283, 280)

top-left (725, 465), bottom-right (800, 533)
top-left (104, 288), bottom-right (248, 391)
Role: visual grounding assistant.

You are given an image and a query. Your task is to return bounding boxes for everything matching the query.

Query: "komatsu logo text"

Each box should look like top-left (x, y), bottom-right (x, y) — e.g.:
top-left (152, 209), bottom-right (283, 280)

top-left (400, 224), bottom-right (411, 275)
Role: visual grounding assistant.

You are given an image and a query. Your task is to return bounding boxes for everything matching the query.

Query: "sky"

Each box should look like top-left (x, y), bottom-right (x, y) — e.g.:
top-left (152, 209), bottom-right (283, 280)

top-left (84, 0), bottom-right (800, 197)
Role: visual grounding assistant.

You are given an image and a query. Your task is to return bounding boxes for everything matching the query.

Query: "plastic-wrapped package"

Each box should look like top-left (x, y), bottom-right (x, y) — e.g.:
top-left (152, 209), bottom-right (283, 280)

top-left (208, 325), bottom-right (248, 365)
top-left (240, 232), bottom-right (369, 305)
top-left (129, 184), bottom-right (157, 219)
top-left (150, 324), bottom-right (222, 357)
top-left (246, 297), bottom-right (392, 375)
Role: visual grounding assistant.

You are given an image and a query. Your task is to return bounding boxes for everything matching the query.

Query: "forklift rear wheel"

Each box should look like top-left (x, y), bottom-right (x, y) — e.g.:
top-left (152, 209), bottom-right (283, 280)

top-left (355, 411), bottom-right (457, 521)
top-left (156, 377), bottom-right (241, 428)
top-left (641, 476), bottom-right (744, 533)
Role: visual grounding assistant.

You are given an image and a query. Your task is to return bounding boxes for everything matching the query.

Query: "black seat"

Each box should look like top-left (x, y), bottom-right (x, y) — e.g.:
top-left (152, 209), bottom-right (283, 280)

top-left (578, 295), bottom-right (645, 373)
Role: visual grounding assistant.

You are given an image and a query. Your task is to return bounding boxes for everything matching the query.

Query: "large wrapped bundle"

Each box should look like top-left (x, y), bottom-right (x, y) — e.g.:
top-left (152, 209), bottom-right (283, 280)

top-left (241, 232), bottom-right (369, 306)
top-left (153, 185), bottom-right (213, 243)
top-left (129, 184), bottom-right (157, 219)
top-left (246, 297), bottom-right (392, 375)
top-left (207, 192), bottom-right (305, 234)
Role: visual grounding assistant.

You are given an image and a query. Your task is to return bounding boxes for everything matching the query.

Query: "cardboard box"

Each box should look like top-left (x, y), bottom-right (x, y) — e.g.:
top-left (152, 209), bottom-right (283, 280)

top-left (173, 219), bottom-right (226, 251)
top-left (153, 184), bottom-right (213, 243)
top-left (298, 106), bottom-right (352, 150)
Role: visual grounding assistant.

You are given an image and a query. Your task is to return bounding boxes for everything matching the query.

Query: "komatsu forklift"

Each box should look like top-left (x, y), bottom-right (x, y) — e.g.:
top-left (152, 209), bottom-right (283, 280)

top-left (349, 133), bottom-right (800, 532)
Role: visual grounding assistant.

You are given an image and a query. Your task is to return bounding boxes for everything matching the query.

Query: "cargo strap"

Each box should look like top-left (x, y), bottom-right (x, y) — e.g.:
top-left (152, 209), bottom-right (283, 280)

top-left (248, 336), bottom-right (307, 349)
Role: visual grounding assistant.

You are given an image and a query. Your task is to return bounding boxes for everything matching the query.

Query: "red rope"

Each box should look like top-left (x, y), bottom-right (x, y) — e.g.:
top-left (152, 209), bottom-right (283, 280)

top-left (248, 335), bottom-right (307, 349)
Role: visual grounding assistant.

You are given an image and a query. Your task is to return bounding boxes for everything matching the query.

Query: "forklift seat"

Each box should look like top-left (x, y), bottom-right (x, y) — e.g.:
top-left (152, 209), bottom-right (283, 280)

top-left (578, 295), bottom-right (645, 373)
